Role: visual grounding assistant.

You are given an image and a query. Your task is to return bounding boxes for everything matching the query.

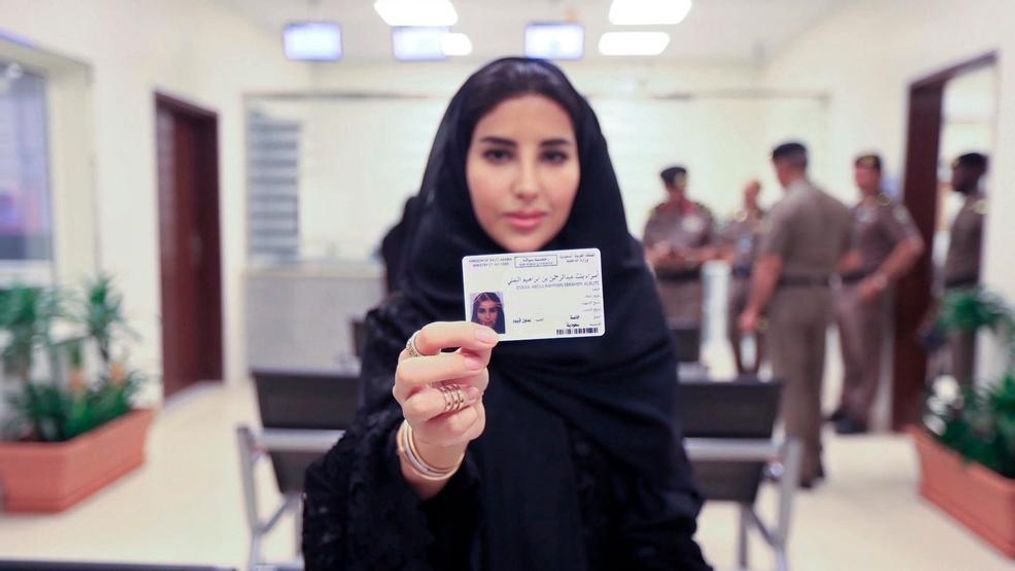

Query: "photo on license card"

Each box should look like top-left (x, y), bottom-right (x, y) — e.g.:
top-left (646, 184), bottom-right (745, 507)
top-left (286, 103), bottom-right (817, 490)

top-left (462, 248), bottom-right (605, 342)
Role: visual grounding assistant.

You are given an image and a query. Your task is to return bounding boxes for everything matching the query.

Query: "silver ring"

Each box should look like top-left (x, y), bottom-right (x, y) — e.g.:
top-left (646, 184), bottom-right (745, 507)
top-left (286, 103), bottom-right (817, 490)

top-left (405, 331), bottom-right (423, 359)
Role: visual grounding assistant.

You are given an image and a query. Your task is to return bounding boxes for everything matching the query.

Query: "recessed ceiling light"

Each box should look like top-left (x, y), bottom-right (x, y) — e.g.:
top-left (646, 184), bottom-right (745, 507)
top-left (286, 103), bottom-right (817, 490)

top-left (284, 22), bottom-right (342, 62)
top-left (598, 31), bottom-right (670, 56)
top-left (525, 23), bottom-right (585, 60)
top-left (608, 0), bottom-right (692, 26)
top-left (392, 27), bottom-right (471, 60)
top-left (374, 0), bottom-right (458, 27)
top-left (441, 33), bottom-right (473, 56)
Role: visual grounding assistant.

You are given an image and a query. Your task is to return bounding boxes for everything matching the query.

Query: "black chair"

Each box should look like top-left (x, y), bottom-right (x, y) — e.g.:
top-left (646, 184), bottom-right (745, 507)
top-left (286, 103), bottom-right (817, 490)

top-left (668, 320), bottom-right (702, 364)
top-left (0, 563), bottom-right (234, 571)
top-left (350, 319), bottom-right (368, 360)
top-left (677, 379), bottom-right (800, 571)
top-left (238, 369), bottom-right (360, 571)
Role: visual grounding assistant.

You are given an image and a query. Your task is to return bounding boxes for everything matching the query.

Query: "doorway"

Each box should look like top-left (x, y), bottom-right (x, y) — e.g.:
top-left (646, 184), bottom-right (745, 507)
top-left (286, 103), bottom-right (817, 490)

top-left (891, 53), bottom-right (997, 430)
top-left (155, 93), bottom-right (224, 398)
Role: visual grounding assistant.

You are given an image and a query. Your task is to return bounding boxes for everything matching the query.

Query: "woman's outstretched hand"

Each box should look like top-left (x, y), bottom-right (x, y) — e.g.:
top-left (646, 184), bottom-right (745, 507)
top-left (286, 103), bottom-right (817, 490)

top-left (393, 321), bottom-right (498, 497)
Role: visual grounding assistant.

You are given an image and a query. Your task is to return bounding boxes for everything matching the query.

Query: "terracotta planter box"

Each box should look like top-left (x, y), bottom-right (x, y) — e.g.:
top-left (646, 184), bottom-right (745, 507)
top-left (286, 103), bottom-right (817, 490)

top-left (0, 408), bottom-right (155, 513)
top-left (910, 426), bottom-right (1015, 558)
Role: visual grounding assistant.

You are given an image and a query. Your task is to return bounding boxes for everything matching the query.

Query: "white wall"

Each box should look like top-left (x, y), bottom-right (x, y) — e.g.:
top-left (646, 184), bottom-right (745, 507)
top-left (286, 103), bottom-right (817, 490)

top-left (763, 0), bottom-right (1015, 377)
top-left (0, 2), bottom-right (830, 392)
top-left (0, 0), bottom-right (311, 391)
top-left (261, 62), bottom-right (827, 261)
top-left (7, 0), bottom-right (1012, 389)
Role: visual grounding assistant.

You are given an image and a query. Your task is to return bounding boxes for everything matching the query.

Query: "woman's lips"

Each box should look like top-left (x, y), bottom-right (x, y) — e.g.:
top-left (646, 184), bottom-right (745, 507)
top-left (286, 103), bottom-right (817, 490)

top-left (505, 211), bottom-right (547, 231)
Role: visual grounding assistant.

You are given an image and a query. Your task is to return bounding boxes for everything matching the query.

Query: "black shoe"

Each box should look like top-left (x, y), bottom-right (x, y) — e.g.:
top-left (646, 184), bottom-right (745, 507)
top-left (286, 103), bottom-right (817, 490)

top-left (826, 407), bottom-right (847, 423)
top-left (834, 416), bottom-right (868, 435)
top-left (800, 467), bottom-right (827, 490)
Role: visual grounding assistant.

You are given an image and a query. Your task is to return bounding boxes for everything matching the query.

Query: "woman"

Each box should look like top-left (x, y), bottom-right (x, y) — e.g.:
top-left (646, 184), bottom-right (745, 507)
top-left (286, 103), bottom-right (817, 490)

top-left (470, 292), bottom-right (505, 333)
top-left (303, 58), bottom-right (712, 571)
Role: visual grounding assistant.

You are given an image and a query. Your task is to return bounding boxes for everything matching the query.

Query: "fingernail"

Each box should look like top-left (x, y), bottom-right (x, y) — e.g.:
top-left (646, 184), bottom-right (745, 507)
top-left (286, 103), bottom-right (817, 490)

top-left (464, 355), bottom-right (484, 370)
top-left (465, 386), bottom-right (482, 401)
top-left (475, 328), bottom-right (498, 343)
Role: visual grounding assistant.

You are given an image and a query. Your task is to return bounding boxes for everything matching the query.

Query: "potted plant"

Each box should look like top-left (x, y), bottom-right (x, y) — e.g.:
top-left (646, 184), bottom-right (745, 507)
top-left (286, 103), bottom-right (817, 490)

top-left (911, 288), bottom-right (1015, 558)
top-left (0, 275), bottom-right (154, 513)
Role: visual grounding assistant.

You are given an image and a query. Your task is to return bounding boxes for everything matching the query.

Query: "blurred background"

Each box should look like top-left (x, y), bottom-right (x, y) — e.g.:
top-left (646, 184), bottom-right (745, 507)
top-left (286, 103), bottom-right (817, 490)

top-left (0, 1), bottom-right (1012, 570)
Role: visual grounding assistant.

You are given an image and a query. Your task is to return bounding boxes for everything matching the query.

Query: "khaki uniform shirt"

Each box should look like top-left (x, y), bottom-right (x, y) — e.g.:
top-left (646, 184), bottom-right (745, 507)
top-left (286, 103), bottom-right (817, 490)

top-left (643, 201), bottom-right (715, 256)
top-left (720, 209), bottom-right (766, 273)
top-left (943, 191), bottom-right (987, 288)
top-left (851, 192), bottom-right (920, 276)
top-left (760, 180), bottom-right (852, 279)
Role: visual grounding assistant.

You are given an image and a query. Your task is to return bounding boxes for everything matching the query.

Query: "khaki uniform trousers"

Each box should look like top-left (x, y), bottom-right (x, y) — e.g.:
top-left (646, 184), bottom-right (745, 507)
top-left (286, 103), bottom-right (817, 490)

top-left (944, 285), bottom-right (977, 387)
top-left (658, 279), bottom-right (704, 325)
top-left (834, 284), bottom-right (890, 423)
top-left (767, 285), bottom-right (833, 482)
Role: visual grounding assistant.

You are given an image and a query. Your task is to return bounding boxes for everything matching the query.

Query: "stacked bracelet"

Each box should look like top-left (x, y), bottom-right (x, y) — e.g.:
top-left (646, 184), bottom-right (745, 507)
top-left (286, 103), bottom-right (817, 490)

top-left (397, 420), bottom-right (464, 481)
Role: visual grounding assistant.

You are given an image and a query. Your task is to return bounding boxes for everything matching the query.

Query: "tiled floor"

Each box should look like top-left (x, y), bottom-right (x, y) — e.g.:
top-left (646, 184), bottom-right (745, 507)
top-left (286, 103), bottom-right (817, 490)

top-left (0, 367), bottom-right (1011, 570)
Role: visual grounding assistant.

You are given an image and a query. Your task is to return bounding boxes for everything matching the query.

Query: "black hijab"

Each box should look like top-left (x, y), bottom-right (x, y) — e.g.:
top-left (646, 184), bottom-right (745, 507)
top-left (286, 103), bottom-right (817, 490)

top-left (395, 58), bottom-right (700, 569)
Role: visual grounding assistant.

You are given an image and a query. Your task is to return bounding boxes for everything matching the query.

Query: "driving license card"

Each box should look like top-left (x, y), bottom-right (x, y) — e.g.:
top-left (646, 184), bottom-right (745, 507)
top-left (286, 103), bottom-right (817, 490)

top-left (462, 248), bottom-right (605, 342)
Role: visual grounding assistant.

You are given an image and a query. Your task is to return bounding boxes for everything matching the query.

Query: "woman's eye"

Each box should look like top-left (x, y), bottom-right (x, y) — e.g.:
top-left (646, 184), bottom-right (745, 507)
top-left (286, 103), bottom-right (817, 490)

top-left (483, 149), bottom-right (512, 162)
top-left (543, 151), bottom-right (569, 164)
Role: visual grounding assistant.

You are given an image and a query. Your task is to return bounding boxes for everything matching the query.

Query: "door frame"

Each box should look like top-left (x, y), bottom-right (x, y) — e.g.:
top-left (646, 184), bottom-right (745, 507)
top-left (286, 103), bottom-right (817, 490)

top-left (154, 92), bottom-right (224, 397)
top-left (891, 52), bottom-right (996, 430)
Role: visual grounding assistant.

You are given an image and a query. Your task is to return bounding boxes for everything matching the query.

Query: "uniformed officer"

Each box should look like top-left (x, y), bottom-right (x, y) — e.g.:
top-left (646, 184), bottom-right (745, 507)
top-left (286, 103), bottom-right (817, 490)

top-left (719, 180), bottom-right (766, 375)
top-left (739, 142), bottom-right (853, 488)
top-left (643, 166), bottom-right (716, 328)
top-left (831, 154), bottom-right (924, 434)
top-left (942, 152), bottom-right (989, 387)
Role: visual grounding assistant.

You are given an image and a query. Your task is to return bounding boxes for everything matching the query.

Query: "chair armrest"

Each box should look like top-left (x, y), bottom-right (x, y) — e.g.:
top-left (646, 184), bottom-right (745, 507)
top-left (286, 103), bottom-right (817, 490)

top-left (251, 428), bottom-right (346, 453)
top-left (684, 438), bottom-right (782, 461)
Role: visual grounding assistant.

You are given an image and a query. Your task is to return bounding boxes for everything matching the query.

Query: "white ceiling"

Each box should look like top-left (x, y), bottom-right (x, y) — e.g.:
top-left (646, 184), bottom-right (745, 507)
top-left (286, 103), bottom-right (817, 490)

top-left (214, 0), bottom-right (851, 63)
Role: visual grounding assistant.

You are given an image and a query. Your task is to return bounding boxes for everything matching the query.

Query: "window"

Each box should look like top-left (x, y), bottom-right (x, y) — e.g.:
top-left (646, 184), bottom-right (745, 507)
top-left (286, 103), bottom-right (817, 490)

top-left (247, 108), bottom-right (301, 262)
top-left (0, 61), bottom-right (53, 284)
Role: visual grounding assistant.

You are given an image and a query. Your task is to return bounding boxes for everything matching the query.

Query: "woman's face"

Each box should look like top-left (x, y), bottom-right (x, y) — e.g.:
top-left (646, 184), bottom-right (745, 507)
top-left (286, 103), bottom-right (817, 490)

top-left (475, 299), bottom-right (499, 327)
top-left (467, 94), bottom-right (580, 253)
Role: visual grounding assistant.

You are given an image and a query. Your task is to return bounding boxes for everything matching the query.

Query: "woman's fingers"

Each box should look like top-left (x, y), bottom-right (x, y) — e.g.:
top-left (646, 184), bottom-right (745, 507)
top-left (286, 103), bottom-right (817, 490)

top-left (396, 368), bottom-right (488, 414)
top-left (400, 383), bottom-right (482, 425)
top-left (415, 402), bottom-right (486, 447)
top-left (465, 368), bottom-right (490, 394)
top-left (394, 321), bottom-right (497, 448)
top-left (399, 321), bottom-right (498, 362)
top-left (395, 350), bottom-right (491, 395)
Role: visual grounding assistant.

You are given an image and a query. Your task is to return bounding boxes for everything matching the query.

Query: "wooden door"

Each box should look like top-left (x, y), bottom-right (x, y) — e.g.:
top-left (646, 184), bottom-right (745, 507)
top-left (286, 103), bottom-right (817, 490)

top-left (893, 83), bottom-right (944, 430)
top-left (155, 93), bottom-right (223, 398)
top-left (892, 53), bottom-right (996, 429)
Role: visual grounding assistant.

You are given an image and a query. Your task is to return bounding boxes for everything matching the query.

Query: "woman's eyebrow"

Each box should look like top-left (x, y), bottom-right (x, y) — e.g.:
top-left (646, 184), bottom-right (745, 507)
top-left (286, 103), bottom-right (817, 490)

top-left (541, 138), bottom-right (574, 147)
top-left (479, 136), bottom-right (517, 146)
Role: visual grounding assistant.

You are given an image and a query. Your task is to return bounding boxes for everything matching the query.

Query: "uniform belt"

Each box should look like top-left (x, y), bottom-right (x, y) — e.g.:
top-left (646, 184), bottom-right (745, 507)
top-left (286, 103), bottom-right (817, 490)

top-left (731, 265), bottom-right (753, 279)
top-left (656, 268), bottom-right (703, 282)
top-left (944, 274), bottom-right (978, 290)
top-left (778, 275), bottom-right (830, 288)
top-left (840, 271), bottom-right (871, 285)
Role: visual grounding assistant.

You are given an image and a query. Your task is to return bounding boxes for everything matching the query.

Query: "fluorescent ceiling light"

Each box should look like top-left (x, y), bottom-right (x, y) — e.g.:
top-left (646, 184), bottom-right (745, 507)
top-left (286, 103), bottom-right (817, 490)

top-left (598, 31), bottom-right (670, 56)
top-left (608, 0), bottom-right (692, 25)
top-left (441, 32), bottom-right (473, 56)
top-left (392, 27), bottom-right (470, 60)
top-left (525, 23), bottom-right (585, 60)
top-left (284, 22), bottom-right (342, 61)
top-left (374, 0), bottom-right (458, 27)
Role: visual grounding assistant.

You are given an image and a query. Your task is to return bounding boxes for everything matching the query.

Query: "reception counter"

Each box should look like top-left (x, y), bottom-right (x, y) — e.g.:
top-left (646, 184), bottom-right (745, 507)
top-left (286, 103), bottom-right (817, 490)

top-left (244, 260), bottom-right (385, 373)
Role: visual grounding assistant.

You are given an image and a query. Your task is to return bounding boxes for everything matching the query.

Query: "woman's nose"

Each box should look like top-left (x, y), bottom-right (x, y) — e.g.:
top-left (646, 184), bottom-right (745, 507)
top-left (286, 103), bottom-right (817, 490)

top-left (512, 159), bottom-right (540, 201)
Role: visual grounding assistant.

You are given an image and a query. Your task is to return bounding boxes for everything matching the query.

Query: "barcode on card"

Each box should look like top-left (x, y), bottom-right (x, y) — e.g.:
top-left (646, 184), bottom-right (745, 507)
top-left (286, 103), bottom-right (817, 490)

top-left (555, 327), bottom-right (600, 335)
